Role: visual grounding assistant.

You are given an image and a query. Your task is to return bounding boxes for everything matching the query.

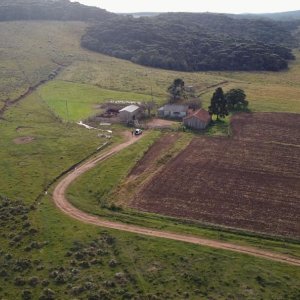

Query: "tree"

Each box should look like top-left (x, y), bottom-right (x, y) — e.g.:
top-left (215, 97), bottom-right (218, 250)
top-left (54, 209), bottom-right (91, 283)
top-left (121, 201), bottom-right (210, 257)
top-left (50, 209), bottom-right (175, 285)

top-left (140, 100), bottom-right (157, 117)
top-left (208, 87), bottom-right (228, 120)
top-left (167, 78), bottom-right (187, 103)
top-left (186, 97), bottom-right (202, 111)
top-left (225, 89), bottom-right (248, 110)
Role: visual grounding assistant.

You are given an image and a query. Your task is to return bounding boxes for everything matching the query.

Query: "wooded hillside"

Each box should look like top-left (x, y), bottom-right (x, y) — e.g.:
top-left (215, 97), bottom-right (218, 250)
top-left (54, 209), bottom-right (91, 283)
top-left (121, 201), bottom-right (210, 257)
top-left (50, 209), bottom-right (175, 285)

top-left (82, 13), bottom-right (296, 72)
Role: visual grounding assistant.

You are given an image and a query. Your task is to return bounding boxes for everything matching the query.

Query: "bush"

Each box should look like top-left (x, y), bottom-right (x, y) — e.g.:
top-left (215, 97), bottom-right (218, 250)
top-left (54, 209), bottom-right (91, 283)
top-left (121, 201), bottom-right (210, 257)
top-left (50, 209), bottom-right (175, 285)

top-left (28, 276), bottom-right (39, 287)
top-left (39, 288), bottom-right (55, 300)
top-left (108, 259), bottom-right (117, 268)
top-left (21, 290), bottom-right (32, 300)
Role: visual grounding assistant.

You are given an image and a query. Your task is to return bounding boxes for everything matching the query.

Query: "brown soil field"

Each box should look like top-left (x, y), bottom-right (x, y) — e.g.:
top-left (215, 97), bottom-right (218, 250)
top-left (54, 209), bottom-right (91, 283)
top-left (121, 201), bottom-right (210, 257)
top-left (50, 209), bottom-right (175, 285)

top-left (132, 113), bottom-right (300, 238)
top-left (129, 133), bottom-right (179, 176)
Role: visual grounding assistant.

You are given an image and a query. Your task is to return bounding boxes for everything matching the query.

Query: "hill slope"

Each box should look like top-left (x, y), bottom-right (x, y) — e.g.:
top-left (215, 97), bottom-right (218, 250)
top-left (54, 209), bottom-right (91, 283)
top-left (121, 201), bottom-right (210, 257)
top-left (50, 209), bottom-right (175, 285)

top-left (0, 0), bottom-right (114, 22)
top-left (82, 13), bottom-right (296, 72)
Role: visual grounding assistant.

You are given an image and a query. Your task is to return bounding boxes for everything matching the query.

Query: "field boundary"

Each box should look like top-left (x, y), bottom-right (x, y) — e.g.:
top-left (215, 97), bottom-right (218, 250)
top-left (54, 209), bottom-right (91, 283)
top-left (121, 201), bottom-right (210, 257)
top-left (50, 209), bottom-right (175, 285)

top-left (52, 134), bottom-right (300, 267)
top-left (0, 66), bottom-right (63, 118)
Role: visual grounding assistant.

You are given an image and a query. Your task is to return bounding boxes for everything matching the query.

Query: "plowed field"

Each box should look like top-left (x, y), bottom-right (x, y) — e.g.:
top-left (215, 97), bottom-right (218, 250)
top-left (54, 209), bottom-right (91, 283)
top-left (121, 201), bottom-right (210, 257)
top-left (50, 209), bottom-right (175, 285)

top-left (133, 113), bottom-right (300, 238)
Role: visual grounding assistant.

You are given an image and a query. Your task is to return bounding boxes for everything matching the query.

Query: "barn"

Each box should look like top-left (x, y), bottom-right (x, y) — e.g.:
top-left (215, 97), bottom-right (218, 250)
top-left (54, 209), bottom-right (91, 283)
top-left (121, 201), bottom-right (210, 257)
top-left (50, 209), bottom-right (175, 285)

top-left (119, 105), bottom-right (141, 123)
top-left (158, 104), bottom-right (188, 119)
top-left (183, 109), bottom-right (211, 130)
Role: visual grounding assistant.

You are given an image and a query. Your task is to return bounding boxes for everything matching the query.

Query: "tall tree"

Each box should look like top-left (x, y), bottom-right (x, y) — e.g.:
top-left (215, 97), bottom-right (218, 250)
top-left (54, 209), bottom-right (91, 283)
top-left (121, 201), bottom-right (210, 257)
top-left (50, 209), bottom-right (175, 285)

top-left (141, 100), bottom-right (157, 117)
top-left (167, 78), bottom-right (186, 103)
top-left (225, 89), bottom-right (248, 110)
top-left (209, 87), bottom-right (228, 120)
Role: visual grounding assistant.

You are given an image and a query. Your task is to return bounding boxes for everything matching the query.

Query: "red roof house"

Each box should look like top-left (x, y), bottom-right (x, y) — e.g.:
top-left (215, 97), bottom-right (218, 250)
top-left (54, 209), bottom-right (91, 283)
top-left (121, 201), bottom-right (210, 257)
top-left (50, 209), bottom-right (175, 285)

top-left (183, 109), bottom-right (212, 130)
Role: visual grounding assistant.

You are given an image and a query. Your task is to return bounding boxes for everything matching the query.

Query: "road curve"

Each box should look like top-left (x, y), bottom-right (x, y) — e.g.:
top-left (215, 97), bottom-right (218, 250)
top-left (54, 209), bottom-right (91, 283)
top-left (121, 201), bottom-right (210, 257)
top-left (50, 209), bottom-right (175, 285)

top-left (53, 134), bottom-right (300, 267)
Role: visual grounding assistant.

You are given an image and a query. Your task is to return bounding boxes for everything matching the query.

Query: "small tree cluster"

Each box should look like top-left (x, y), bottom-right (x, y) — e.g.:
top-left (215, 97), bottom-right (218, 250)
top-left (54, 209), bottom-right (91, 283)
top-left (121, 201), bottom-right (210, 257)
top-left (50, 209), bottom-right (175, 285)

top-left (225, 89), bottom-right (249, 110)
top-left (208, 87), bottom-right (228, 120)
top-left (167, 78), bottom-right (187, 103)
top-left (209, 87), bottom-right (248, 119)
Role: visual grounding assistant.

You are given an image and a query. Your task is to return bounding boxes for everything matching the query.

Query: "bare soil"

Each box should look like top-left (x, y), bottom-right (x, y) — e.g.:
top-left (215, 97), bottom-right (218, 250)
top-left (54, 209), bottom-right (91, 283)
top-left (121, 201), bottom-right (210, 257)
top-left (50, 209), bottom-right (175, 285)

top-left (52, 130), bottom-right (300, 266)
top-left (147, 118), bottom-right (178, 129)
top-left (129, 133), bottom-right (179, 176)
top-left (133, 113), bottom-right (300, 238)
top-left (13, 136), bottom-right (35, 144)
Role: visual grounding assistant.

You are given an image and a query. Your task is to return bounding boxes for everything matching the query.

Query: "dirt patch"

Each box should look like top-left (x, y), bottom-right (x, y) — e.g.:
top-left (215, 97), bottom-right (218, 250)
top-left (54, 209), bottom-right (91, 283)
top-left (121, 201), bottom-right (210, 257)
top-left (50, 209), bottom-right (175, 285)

top-left (147, 118), bottom-right (178, 129)
top-left (13, 136), bottom-right (35, 144)
top-left (133, 113), bottom-right (300, 238)
top-left (16, 126), bottom-right (33, 132)
top-left (129, 133), bottom-right (180, 176)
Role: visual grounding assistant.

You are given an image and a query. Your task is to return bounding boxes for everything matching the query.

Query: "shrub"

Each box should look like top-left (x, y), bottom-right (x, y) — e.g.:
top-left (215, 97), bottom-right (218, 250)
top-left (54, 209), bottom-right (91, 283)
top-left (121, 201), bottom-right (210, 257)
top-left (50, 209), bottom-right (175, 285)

top-left (39, 288), bottom-right (55, 300)
top-left (14, 276), bottom-right (26, 286)
top-left (0, 269), bottom-right (8, 277)
top-left (108, 259), bottom-right (117, 268)
top-left (28, 276), bottom-right (39, 287)
top-left (21, 290), bottom-right (32, 300)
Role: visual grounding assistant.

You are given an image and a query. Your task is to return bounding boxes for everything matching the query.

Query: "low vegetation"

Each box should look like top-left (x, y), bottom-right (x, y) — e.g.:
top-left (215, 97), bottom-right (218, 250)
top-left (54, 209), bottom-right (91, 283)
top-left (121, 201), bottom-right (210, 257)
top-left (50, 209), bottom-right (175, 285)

top-left (2, 196), bottom-right (299, 300)
top-left (0, 0), bottom-right (113, 22)
top-left (39, 80), bottom-right (156, 121)
top-left (0, 16), bottom-right (300, 299)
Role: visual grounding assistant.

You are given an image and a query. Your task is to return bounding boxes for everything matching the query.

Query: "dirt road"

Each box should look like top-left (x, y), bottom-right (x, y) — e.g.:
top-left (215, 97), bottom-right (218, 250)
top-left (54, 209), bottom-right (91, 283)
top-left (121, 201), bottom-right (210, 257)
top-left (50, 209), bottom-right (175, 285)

top-left (52, 133), bottom-right (300, 267)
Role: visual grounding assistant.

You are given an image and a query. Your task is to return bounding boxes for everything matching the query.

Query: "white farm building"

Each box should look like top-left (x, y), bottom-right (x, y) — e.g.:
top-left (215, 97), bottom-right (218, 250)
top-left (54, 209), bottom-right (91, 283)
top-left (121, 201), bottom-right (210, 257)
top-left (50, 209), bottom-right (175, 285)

top-left (119, 105), bottom-right (141, 123)
top-left (158, 104), bottom-right (188, 119)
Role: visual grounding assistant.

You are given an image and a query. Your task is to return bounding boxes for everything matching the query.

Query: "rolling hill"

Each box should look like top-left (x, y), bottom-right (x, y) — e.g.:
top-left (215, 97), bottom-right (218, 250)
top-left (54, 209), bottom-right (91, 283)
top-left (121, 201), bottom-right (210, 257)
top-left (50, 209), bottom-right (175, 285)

top-left (0, 0), bottom-right (114, 22)
top-left (82, 13), bottom-right (297, 72)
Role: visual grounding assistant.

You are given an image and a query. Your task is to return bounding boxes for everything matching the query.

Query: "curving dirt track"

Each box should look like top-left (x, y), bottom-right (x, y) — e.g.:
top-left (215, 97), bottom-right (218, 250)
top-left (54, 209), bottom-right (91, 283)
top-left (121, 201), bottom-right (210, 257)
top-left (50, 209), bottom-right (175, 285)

top-left (53, 133), bottom-right (300, 267)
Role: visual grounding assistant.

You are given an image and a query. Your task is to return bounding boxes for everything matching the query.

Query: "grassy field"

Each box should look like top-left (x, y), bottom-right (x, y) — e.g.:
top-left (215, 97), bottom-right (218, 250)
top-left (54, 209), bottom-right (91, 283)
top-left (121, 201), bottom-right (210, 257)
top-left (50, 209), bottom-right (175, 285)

top-left (1, 20), bottom-right (300, 299)
top-left (0, 90), bottom-right (109, 202)
top-left (1, 21), bottom-right (299, 119)
top-left (39, 80), bottom-right (156, 121)
top-left (0, 21), bottom-right (89, 104)
top-left (1, 195), bottom-right (300, 300)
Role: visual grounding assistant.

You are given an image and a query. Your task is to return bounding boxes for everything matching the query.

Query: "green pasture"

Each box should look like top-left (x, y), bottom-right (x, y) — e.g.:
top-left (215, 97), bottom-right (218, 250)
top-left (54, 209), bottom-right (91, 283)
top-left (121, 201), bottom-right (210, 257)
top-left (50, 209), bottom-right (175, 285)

top-left (39, 80), bottom-right (156, 121)
top-left (1, 21), bottom-right (300, 299)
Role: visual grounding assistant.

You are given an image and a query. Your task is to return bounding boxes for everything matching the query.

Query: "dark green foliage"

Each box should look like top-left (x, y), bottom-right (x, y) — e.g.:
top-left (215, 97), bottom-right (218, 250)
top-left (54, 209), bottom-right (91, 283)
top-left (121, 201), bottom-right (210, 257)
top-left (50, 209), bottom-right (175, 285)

top-left (21, 290), bottom-right (32, 300)
top-left (186, 98), bottom-right (202, 110)
top-left (209, 88), bottom-right (228, 119)
top-left (0, 0), bottom-right (114, 22)
top-left (225, 89), bottom-right (249, 111)
top-left (82, 13), bottom-right (296, 72)
top-left (167, 78), bottom-right (186, 103)
top-left (39, 288), bottom-right (55, 300)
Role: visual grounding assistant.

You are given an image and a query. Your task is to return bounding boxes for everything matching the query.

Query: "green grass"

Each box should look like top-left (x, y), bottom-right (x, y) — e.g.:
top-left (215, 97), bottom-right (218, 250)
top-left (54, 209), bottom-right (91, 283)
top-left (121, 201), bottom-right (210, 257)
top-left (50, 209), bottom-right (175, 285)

top-left (2, 196), bottom-right (300, 300)
top-left (68, 130), bottom-right (162, 208)
top-left (0, 21), bottom-right (89, 105)
top-left (39, 80), bottom-right (157, 121)
top-left (0, 90), bottom-right (108, 202)
top-left (66, 132), bottom-right (300, 259)
top-left (1, 21), bottom-right (300, 299)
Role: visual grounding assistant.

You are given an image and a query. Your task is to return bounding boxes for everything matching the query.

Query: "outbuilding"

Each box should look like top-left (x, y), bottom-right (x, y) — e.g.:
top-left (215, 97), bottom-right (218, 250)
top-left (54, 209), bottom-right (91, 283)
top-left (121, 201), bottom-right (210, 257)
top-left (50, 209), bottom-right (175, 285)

top-left (158, 104), bottom-right (188, 119)
top-left (119, 105), bottom-right (141, 123)
top-left (183, 109), bottom-right (211, 130)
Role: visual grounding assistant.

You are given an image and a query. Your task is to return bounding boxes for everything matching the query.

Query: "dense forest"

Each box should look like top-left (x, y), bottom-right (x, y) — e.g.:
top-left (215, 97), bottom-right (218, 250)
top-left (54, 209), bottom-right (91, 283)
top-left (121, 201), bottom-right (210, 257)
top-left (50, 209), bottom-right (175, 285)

top-left (1, 1), bottom-right (299, 72)
top-left (82, 13), bottom-right (297, 72)
top-left (0, 0), bottom-right (114, 22)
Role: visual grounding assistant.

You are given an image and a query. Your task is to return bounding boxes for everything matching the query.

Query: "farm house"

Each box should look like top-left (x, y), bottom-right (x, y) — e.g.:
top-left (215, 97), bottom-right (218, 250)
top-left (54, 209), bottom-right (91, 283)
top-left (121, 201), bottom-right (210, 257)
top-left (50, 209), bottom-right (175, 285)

top-left (119, 105), bottom-right (141, 123)
top-left (183, 109), bottom-right (211, 130)
top-left (158, 104), bottom-right (188, 119)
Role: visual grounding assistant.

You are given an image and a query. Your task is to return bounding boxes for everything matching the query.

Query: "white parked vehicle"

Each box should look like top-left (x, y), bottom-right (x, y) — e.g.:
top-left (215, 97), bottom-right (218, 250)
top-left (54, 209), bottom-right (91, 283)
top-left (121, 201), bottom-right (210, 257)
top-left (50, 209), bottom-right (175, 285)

top-left (135, 129), bottom-right (143, 135)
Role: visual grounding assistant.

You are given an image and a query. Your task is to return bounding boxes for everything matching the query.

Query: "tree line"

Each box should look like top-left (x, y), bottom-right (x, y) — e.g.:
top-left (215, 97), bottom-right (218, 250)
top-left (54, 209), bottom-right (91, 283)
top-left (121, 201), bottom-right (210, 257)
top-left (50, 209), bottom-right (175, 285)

top-left (82, 13), bottom-right (297, 72)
